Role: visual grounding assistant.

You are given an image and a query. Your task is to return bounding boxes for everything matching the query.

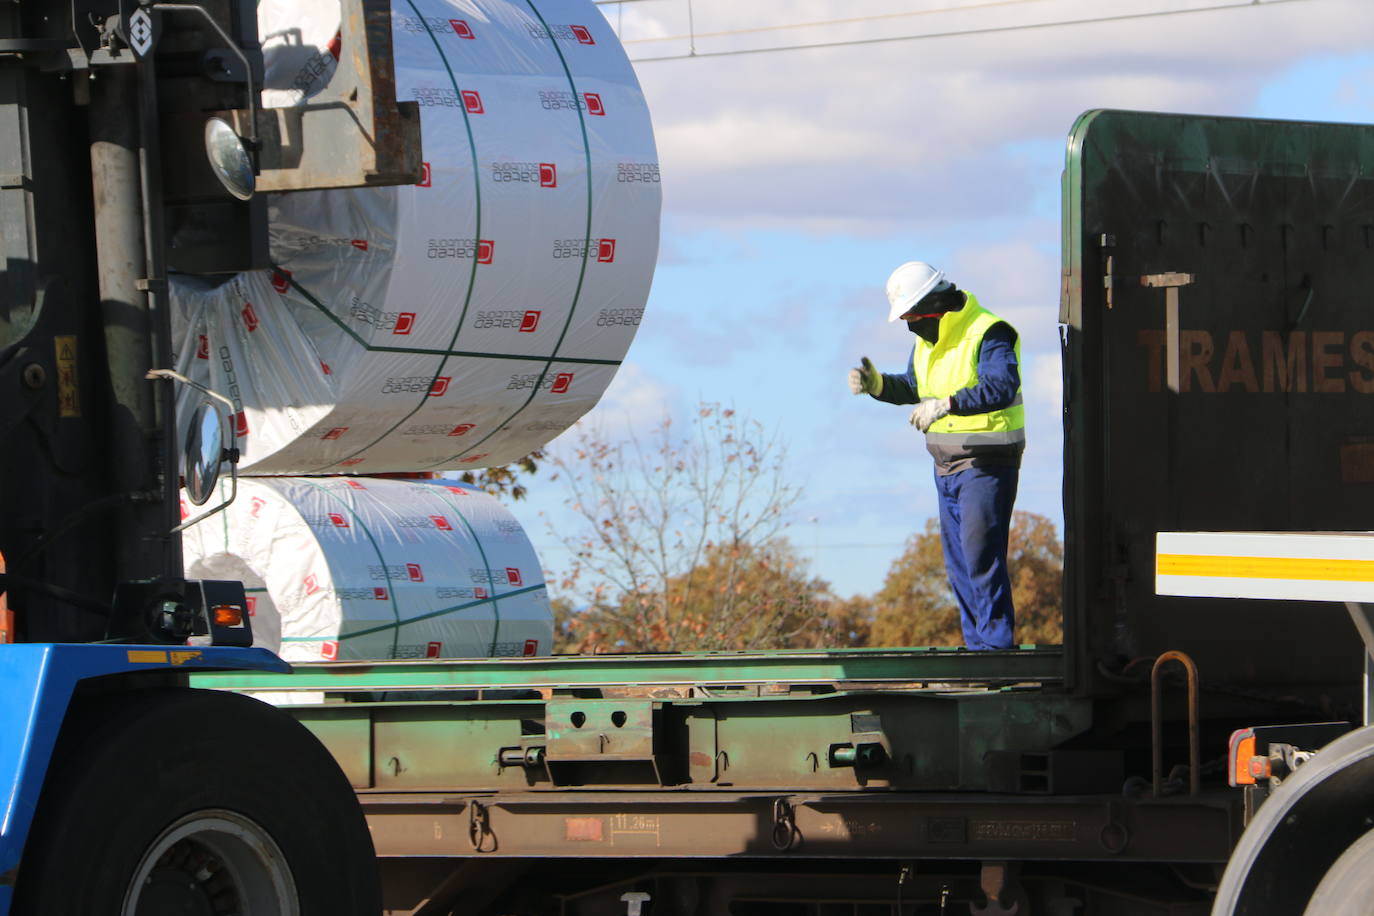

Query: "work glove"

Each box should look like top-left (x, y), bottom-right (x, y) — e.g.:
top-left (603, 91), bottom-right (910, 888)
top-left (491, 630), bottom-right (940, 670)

top-left (847, 357), bottom-right (882, 396)
top-left (909, 397), bottom-right (951, 433)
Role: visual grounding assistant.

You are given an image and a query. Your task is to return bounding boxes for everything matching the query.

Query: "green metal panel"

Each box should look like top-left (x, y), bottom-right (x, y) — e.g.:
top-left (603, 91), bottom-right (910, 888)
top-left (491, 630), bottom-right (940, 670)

top-left (283, 686), bottom-right (1093, 794)
top-left (1061, 109), bottom-right (1374, 700)
top-left (194, 645), bottom-right (1062, 694)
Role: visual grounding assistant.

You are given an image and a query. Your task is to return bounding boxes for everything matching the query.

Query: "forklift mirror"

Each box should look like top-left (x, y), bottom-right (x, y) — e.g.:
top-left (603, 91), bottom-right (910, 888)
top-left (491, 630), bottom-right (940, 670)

top-left (184, 400), bottom-right (226, 506)
top-left (205, 117), bottom-right (255, 201)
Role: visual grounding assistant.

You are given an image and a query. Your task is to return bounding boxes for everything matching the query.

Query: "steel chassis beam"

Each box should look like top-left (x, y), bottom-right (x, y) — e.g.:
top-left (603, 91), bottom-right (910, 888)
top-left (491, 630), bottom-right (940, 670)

top-left (194, 645), bottom-right (1064, 694)
top-left (361, 790), bottom-right (1239, 865)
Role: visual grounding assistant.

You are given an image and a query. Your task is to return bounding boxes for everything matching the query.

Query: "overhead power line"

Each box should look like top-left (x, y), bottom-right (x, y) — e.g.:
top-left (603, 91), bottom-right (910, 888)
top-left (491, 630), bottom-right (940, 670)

top-left (620, 0), bottom-right (1060, 45)
top-left (622, 0), bottom-right (1319, 63)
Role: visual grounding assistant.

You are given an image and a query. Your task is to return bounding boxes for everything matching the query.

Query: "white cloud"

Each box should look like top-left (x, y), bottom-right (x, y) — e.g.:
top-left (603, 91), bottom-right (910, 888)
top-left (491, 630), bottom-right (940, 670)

top-left (550, 360), bottom-right (680, 448)
top-left (616, 0), bottom-right (1374, 229)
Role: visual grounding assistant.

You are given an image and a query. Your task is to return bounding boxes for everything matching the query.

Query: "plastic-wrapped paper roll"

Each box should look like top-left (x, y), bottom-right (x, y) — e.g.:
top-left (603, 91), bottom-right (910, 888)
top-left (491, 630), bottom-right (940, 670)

top-left (181, 477), bottom-right (553, 661)
top-left (170, 0), bottom-right (659, 474)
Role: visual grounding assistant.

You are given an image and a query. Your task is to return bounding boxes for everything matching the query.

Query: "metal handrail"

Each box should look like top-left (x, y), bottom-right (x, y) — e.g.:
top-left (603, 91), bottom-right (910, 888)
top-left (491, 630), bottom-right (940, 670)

top-left (1151, 649), bottom-right (1200, 797)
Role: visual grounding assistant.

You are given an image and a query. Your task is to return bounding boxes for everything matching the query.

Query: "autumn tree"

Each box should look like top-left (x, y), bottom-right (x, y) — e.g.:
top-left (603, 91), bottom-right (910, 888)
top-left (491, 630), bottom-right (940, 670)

top-left (870, 511), bottom-right (1063, 647)
top-left (547, 403), bottom-right (835, 652)
top-left (559, 539), bottom-right (838, 652)
top-left (456, 450), bottom-right (543, 500)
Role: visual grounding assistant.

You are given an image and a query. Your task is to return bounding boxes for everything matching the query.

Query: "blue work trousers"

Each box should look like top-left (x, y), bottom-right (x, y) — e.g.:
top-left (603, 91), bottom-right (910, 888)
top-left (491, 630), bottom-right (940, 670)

top-left (934, 464), bottom-right (1018, 650)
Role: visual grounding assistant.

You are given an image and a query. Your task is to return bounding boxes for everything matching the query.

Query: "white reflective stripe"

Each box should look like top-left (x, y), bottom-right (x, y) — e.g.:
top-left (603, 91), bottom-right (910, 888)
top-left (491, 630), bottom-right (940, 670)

top-left (926, 428), bottom-right (1026, 447)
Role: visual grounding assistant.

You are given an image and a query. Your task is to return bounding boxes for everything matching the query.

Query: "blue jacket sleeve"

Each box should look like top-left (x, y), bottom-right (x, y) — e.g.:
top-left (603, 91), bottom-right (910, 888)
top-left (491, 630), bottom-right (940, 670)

top-left (873, 345), bottom-right (919, 405)
top-left (949, 322), bottom-right (1020, 415)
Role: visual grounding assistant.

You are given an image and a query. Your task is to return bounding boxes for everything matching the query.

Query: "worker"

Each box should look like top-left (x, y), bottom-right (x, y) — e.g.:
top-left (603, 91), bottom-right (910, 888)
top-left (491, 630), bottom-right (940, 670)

top-left (848, 261), bottom-right (1024, 650)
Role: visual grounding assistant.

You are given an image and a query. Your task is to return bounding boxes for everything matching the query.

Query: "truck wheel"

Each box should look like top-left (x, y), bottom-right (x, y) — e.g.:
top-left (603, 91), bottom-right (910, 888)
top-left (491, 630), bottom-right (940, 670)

top-left (11, 686), bottom-right (379, 915)
top-left (1303, 827), bottom-right (1374, 915)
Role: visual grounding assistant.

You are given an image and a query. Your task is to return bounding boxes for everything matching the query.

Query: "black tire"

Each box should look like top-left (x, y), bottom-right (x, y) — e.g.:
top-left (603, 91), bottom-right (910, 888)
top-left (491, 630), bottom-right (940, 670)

top-left (1303, 827), bottom-right (1374, 915)
top-left (11, 686), bottom-right (380, 915)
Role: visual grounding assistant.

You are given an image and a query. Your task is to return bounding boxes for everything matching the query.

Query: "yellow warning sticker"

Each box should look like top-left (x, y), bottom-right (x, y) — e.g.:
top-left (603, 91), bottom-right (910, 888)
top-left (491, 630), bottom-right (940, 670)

top-left (55, 335), bottom-right (79, 418)
top-left (125, 649), bottom-right (205, 666)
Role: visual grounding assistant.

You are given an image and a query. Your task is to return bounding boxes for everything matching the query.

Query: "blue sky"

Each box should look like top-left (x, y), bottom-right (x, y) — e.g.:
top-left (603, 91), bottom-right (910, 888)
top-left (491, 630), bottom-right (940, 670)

top-left (506, 0), bottom-right (1374, 600)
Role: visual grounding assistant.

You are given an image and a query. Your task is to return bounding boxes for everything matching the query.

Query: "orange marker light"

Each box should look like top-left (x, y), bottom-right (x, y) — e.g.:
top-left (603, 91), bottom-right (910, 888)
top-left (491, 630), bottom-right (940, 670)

top-left (212, 605), bottom-right (244, 627)
top-left (1229, 729), bottom-right (1258, 786)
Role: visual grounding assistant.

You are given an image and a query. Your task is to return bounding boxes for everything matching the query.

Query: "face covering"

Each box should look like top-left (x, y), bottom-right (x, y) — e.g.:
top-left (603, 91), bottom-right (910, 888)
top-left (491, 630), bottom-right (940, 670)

top-left (903, 290), bottom-right (964, 344)
top-left (908, 315), bottom-right (942, 343)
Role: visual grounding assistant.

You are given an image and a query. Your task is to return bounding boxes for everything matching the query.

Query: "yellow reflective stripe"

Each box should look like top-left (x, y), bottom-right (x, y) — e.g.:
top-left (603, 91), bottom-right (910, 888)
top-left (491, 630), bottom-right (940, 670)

top-left (1157, 553), bottom-right (1374, 583)
top-left (926, 429), bottom-right (1026, 446)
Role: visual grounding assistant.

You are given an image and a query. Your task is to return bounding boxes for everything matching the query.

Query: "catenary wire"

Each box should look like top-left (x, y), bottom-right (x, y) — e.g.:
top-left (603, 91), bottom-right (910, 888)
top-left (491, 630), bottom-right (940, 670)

top-left (618, 0), bottom-right (1063, 45)
top-left (622, 0), bottom-right (1320, 62)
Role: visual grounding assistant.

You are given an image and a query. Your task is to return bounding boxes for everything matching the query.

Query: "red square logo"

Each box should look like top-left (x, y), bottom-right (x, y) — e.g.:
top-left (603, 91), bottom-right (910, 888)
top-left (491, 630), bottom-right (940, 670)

top-left (321, 640), bottom-right (338, 660)
top-left (597, 238), bottom-right (616, 262)
top-left (394, 312), bottom-right (416, 335)
top-left (245, 596), bottom-right (257, 616)
top-left (475, 586), bottom-right (488, 599)
top-left (406, 563), bottom-right (424, 582)
top-left (428, 376), bottom-right (451, 397)
top-left (506, 567), bottom-right (523, 586)
top-left (550, 372), bottom-right (573, 394)
top-left (539, 163), bottom-right (557, 188)
top-left (462, 90), bottom-right (484, 114)
top-left (250, 497), bottom-right (265, 517)
top-left (234, 411), bottom-right (249, 438)
top-left (338, 457), bottom-right (365, 467)
top-left (320, 360), bottom-right (332, 376)
top-left (570, 24), bottom-right (594, 44)
top-left (460, 453), bottom-right (489, 463)
top-left (346, 479), bottom-right (366, 489)
top-left (350, 239), bottom-right (368, 252)
top-left (450, 19), bottom-right (474, 38)
top-left (417, 162), bottom-right (432, 188)
top-left (447, 423), bottom-right (475, 437)
top-left (374, 587), bottom-right (389, 600)
top-left (328, 513), bottom-right (348, 528)
top-left (426, 641), bottom-right (443, 658)
top-left (444, 486), bottom-right (467, 495)
top-left (196, 335), bottom-right (209, 359)
top-left (322, 427), bottom-right (348, 440)
top-left (477, 239), bottom-right (494, 264)
top-left (583, 92), bottom-right (604, 116)
top-left (523, 639), bottom-right (539, 657)
top-left (179, 498), bottom-right (188, 520)
top-left (241, 303), bottom-right (260, 332)
top-left (304, 574), bottom-right (320, 595)
top-left (520, 310), bottom-right (541, 333)
top-left (431, 515), bottom-right (452, 530)
top-left (271, 268), bottom-right (293, 293)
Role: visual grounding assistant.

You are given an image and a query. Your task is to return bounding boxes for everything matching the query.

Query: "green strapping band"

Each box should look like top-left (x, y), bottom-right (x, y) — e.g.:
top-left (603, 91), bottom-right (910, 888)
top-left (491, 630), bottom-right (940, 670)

top-left (296, 479), bottom-right (405, 655)
top-left (302, 0), bottom-right (488, 473)
top-left (281, 583), bottom-right (545, 643)
top-left (276, 269), bottom-right (622, 366)
top-left (419, 0), bottom-right (598, 469)
top-left (429, 486), bottom-right (502, 654)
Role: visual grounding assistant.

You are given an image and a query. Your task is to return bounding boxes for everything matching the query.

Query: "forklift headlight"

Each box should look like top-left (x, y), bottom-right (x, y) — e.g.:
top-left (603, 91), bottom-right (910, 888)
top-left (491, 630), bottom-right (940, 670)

top-left (204, 117), bottom-right (255, 201)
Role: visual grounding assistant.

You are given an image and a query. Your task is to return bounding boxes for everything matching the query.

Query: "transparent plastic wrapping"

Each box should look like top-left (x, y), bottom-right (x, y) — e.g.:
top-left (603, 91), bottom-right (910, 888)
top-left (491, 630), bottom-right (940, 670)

top-left (182, 477), bottom-right (553, 661)
top-left (171, 0), bottom-right (660, 474)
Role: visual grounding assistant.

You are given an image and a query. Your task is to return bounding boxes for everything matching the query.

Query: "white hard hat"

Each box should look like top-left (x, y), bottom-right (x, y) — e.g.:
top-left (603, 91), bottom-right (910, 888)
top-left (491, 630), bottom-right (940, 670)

top-left (885, 261), bottom-right (947, 322)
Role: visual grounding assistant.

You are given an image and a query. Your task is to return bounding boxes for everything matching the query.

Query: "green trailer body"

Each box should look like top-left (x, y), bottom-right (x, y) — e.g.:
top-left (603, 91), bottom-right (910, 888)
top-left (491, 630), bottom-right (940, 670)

top-left (196, 110), bottom-right (1374, 914)
top-left (190, 111), bottom-right (1374, 911)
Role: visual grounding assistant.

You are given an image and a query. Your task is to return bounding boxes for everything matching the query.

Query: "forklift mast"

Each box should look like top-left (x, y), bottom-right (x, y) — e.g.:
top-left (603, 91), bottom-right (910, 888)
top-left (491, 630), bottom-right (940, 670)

top-left (0, 0), bottom-right (418, 644)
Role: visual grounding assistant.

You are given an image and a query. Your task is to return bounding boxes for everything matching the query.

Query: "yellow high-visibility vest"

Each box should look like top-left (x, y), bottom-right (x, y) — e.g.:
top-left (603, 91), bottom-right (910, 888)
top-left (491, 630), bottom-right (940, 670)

top-left (911, 293), bottom-right (1025, 449)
